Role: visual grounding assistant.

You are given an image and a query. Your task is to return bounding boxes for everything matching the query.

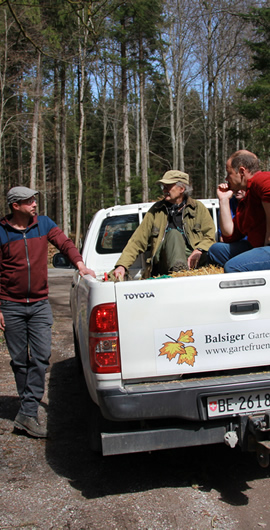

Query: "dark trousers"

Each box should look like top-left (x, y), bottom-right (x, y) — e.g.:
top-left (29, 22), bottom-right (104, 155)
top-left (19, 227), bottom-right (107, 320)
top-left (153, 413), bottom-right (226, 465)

top-left (1, 299), bottom-right (53, 416)
top-left (153, 229), bottom-right (188, 275)
top-left (153, 230), bottom-right (208, 275)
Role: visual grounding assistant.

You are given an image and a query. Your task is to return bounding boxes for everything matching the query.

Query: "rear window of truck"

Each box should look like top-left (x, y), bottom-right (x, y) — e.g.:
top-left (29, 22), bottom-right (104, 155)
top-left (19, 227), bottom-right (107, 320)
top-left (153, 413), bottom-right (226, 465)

top-left (96, 214), bottom-right (139, 254)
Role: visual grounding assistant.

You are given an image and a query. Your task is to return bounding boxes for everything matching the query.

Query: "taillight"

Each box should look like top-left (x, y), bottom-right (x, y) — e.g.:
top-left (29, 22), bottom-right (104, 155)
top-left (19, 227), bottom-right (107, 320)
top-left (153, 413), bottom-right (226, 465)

top-left (89, 303), bottom-right (121, 373)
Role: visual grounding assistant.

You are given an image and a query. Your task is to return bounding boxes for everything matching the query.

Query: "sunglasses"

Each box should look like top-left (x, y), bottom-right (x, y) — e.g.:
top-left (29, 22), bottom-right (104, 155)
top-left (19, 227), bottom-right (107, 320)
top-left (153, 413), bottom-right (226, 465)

top-left (18, 197), bottom-right (37, 205)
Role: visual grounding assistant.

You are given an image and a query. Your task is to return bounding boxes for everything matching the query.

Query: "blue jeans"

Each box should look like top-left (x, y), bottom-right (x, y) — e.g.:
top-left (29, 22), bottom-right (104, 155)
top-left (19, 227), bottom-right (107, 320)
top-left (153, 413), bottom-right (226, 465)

top-left (208, 241), bottom-right (270, 273)
top-left (1, 299), bottom-right (53, 416)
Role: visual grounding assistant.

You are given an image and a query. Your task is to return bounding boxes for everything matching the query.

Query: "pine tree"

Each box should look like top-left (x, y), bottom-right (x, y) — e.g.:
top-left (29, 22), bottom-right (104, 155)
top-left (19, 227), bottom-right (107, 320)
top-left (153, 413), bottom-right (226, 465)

top-left (239, 7), bottom-right (270, 156)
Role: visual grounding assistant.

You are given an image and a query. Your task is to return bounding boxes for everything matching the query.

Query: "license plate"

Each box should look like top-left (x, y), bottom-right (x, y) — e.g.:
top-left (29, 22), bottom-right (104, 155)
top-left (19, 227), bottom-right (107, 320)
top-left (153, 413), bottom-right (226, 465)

top-left (207, 390), bottom-right (270, 418)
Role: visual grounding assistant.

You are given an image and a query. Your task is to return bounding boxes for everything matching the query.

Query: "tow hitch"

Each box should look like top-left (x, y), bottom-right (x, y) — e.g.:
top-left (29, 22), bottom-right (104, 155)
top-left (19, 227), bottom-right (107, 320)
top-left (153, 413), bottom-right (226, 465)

top-left (248, 413), bottom-right (270, 468)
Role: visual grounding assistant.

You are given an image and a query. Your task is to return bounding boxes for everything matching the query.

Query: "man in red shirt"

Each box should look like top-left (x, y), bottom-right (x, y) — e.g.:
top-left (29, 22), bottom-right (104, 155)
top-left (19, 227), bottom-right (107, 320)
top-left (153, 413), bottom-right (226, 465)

top-left (208, 149), bottom-right (270, 272)
top-left (0, 186), bottom-right (95, 438)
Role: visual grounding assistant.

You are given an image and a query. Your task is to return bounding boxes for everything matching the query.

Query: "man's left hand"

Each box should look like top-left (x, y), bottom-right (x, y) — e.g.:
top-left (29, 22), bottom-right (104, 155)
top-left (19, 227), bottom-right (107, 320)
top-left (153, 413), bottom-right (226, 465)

top-left (187, 249), bottom-right (202, 269)
top-left (76, 261), bottom-right (96, 278)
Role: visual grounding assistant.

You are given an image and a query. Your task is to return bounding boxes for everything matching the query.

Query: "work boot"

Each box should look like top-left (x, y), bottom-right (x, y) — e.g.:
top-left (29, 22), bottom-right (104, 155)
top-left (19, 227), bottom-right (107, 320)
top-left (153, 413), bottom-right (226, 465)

top-left (14, 412), bottom-right (47, 438)
top-left (170, 260), bottom-right (188, 272)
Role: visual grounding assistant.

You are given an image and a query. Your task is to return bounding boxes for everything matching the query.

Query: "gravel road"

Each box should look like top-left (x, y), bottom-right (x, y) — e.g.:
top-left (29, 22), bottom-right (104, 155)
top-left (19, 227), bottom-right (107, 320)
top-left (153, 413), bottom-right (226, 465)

top-left (1, 269), bottom-right (270, 530)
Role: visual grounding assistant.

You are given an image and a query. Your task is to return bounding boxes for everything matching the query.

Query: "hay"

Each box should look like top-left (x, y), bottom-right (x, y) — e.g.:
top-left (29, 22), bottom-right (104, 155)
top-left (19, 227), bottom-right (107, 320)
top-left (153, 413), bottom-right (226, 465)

top-left (169, 264), bottom-right (224, 278)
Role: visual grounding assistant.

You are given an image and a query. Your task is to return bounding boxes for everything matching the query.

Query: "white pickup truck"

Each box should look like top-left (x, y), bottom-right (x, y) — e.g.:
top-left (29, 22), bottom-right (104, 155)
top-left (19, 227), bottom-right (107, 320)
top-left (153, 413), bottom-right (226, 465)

top-left (56, 199), bottom-right (270, 465)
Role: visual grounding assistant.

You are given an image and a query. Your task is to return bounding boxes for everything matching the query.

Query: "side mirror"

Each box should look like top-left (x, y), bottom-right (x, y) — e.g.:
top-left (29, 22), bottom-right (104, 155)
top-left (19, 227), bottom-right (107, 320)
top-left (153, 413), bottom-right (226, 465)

top-left (52, 253), bottom-right (74, 269)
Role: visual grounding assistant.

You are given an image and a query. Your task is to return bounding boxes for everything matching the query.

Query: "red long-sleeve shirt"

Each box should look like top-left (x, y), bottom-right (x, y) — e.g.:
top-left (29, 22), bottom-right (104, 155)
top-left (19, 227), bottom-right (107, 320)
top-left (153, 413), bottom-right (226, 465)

top-left (223, 171), bottom-right (270, 247)
top-left (0, 214), bottom-right (82, 303)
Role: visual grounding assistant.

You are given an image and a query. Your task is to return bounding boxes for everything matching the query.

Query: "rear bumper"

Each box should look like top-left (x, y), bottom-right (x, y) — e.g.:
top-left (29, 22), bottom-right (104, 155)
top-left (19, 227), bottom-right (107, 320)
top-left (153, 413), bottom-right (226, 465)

top-left (96, 371), bottom-right (270, 456)
top-left (97, 371), bottom-right (270, 422)
top-left (101, 421), bottom-right (227, 456)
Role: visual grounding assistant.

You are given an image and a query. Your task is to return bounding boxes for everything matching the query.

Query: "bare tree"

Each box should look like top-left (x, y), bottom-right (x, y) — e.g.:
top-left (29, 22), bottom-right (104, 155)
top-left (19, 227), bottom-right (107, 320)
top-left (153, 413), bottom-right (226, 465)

top-left (0, 8), bottom-right (8, 208)
top-left (100, 79), bottom-right (108, 209)
top-left (194, 0), bottom-right (256, 194)
top-left (75, 12), bottom-right (90, 248)
top-left (121, 15), bottom-right (131, 204)
top-left (112, 63), bottom-right (120, 204)
top-left (38, 111), bottom-right (47, 215)
top-left (161, 0), bottom-right (198, 171)
top-left (61, 62), bottom-right (70, 237)
top-left (131, 73), bottom-right (140, 179)
top-left (30, 52), bottom-right (41, 189)
top-left (53, 61), bottom-right (62, 226)
top-left (139, 33), bottom-right (148, 202)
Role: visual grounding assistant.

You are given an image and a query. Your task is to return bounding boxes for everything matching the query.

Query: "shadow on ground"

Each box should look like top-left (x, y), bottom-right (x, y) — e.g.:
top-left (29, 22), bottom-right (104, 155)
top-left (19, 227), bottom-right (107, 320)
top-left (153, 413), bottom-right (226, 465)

top-left (0, 395), bottom-right (20, 422)
top-left (45, 356), bottom-right (269, 504)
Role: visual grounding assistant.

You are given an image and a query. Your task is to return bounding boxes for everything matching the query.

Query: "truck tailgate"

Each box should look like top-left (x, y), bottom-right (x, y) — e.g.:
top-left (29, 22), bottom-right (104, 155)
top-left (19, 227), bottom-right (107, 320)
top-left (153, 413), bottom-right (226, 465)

top-left (115, 271), bottom-right (270, 380)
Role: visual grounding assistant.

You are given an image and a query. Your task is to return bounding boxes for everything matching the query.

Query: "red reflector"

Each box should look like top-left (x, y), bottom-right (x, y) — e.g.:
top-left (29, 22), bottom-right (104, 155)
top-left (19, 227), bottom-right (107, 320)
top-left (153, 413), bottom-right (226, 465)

top-left (97, 352), bottom-right (117, 365)
top-left (90, 303), bottom-right (118, 333)
top-left (89, 337), bottom-right (121, 373)
top-left (89, 304), bottom-right (121, 373)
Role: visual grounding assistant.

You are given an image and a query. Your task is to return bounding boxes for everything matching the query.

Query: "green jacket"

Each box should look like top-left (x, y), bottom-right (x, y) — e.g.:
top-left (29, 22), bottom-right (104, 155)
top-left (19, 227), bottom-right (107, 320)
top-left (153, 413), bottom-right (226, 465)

top-left (115, 197), bottom-right (216, 277)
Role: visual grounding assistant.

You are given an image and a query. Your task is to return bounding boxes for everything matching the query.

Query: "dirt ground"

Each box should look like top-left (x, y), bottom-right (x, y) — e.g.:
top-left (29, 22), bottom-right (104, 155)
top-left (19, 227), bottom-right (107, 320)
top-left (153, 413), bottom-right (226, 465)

top-left (1, 270), bottom-right (270, 530)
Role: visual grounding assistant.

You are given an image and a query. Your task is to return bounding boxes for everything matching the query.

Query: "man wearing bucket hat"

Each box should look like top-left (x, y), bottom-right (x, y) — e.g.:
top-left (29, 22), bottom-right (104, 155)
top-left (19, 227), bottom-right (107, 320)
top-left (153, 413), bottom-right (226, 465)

top-left (113, 170), bottom-right (216, 279)
top-left (0, 186), bottom-right (95, 438)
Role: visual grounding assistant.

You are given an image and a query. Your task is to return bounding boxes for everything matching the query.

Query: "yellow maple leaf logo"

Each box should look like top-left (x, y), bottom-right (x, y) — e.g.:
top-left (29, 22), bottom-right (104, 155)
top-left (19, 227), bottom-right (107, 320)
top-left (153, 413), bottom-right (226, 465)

top-left (177, 346), bottom-right (197, 366)
top-left (177, 329), bottom-right (194, 344)
top-left (159, 341), bottom-right (186, 361)
top-left (159, 330), bottom-right (197, 367)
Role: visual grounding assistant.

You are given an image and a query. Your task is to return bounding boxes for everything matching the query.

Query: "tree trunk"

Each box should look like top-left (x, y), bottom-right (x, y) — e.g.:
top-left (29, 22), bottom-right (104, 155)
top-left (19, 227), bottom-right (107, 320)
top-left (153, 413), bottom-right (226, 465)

top-left (75, 72), bottom-right (84, 247)
top-left (221, 70), bottom-right (227, 177)
top-left (139, 35), bottom-right (148, 202)
top-left (39, 112), bottom-right (47, 216)
top-left (202, 78), bottom-right (208, 197)
top-left (113, 66), bottom-right (120, 204)
top-left (17, 92), bottom-right (23, 184)
top-left (133, 73), bottom-right (140, 178)
top-left (30, 52), bottom-right (41, 189)
top-left (54, 61), bottom-right (62, 226)
top-left (100, 79), bottom-right (108, 209)
top-left (121, 16), bottom-right (131, 204)
top-left (214, 78), bottom-right (219, 190)
top-left (176, 82), bottom-right (185, 171)
top-left (162, 47), bottom-right (176, 167)
top-left (0, 9), bottom-right (8, 210)
top-left (175, 5), bottom-right (185, 172)
top-left (61, 62), bottom-right (70, 236)
top-left (75, 13), bottom-right (89, 248)
top-left (206, 4), bottom-right (213, 198)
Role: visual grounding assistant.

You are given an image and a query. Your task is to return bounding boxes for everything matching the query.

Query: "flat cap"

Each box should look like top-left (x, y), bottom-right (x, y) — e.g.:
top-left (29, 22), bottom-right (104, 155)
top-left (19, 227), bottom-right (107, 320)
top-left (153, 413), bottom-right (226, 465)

top-left (156, 170), bottom-right (189, 186)
top-left (7, 186), bottom-right (38, 205)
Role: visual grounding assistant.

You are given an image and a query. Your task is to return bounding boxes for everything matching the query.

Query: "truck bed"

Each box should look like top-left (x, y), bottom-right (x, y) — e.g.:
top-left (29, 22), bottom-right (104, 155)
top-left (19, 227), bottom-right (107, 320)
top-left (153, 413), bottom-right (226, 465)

top-left (67, 201), bottom-right (270, 462)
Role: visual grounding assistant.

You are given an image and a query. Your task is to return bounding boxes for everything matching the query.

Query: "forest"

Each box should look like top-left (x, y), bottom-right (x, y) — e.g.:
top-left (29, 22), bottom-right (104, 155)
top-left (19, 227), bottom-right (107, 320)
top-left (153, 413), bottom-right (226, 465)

top-left (0, 0), bottom-right (269, 243)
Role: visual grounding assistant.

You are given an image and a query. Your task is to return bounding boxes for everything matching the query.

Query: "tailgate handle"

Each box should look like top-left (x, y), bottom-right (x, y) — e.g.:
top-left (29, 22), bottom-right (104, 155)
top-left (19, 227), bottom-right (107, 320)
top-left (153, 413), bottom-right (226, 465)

top-left (230, 300), bottom-right (260, 314)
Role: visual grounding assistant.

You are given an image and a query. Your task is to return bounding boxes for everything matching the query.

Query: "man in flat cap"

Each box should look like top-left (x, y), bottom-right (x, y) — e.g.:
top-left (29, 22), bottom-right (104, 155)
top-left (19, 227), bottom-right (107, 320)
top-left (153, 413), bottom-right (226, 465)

top-left (0, 186), bottom-right (95, 438)
top-left (113, 170), bottom-right (216, 279)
